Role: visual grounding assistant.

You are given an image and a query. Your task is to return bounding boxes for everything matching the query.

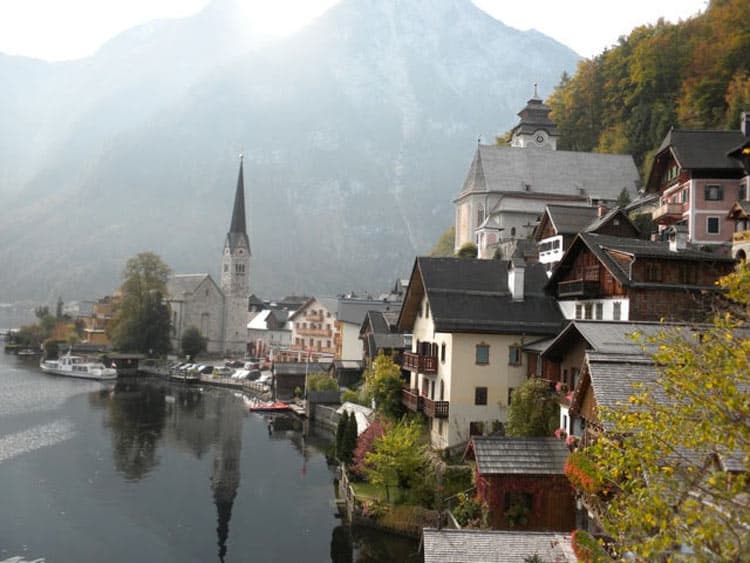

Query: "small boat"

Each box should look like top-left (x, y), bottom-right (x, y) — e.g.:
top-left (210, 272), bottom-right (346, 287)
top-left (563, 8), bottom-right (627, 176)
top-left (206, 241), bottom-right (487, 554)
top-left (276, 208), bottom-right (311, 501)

top-left (40, 352), bottom-right (117, 380)
top-left (247, 400), bottom-right (290, 413)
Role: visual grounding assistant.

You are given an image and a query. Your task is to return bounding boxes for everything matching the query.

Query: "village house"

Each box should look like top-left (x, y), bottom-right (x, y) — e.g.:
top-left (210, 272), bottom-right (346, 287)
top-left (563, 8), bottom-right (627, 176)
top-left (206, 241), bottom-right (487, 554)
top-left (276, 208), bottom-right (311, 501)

top-left (287, 297), bottom-right (338, 360)
top-left (397, 257), bottom-right (564, 451)
top-left (246, 308), bottom-right (292, 360)
top-left (546, 230), bottom-right (735, 322)
top-left (336, 292), bottom-right (402, 361)
top-left (645, 113), bottom-right (750, 250)
top-left (359, 310), bottom-right (407, 366)
top-left (454, 89), bottom-right (640, 260)
top-left (726, 133), bottom-right (750, 260)
top-left (534, 204), bottom-right (640, 273)
top-left (465, 436), bottom-right (575, 531)
top-left (537, 320), bottom-right (674, 437)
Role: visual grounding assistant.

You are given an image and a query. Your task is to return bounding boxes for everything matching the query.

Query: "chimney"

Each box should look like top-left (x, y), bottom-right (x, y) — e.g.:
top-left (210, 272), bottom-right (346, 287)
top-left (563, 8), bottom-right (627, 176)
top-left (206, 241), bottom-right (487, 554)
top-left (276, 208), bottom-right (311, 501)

top-left (597, 203), bottom-right (608, 218)
top-left (742, 112), bottom-right (750, 137)
top-left (508, 258), bottom-right (526, 301)
top-left (668, 224), bottom-right (688, 252)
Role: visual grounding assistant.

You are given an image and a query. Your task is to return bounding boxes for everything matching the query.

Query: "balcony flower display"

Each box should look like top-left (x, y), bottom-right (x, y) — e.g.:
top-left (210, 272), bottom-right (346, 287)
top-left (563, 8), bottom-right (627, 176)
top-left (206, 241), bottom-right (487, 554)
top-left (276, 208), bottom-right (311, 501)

top-left (564, 450), bottom-right (603, 495)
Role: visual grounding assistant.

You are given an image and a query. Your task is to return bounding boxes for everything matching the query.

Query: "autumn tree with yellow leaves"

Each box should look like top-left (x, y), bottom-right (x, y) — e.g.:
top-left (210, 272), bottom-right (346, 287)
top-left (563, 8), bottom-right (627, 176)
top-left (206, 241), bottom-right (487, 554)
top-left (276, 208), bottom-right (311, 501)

top-left (577, 261), bottom-right (750, 560)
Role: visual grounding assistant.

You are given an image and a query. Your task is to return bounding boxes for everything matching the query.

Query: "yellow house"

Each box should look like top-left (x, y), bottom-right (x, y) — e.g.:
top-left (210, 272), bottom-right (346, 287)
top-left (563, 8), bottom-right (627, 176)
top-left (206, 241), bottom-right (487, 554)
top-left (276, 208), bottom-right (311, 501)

top-left (398, 257), bottom-right (564, 451)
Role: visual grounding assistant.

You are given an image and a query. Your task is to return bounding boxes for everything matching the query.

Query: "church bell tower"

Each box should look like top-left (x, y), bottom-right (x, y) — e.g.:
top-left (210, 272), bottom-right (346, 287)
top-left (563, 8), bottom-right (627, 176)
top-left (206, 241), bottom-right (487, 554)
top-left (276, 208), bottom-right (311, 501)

top-left (221, 155), bottom-right (251, 354)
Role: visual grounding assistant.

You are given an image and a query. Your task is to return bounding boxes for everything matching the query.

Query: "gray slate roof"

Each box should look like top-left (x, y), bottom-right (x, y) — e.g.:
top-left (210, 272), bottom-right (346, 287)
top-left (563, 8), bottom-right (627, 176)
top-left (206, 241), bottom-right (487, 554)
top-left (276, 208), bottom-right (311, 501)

top-left (468, 436), bottom-right (569, 475)
top-left (544, 204), bottom-right (599, 234)
top-left (657, 129), bottom-right (747, 171)
top-left (541, 320), bottom-right (688, 360)
top-left (166, 274), bottom-right (216, 298)
top-left (408, 258), bottom-right (564, 335)
top-left (422, 529), bottom-right (575, 563)
top-left (585, 353), bottom-right (660, 412)
top-left (272, 362), bottom-right (329, 376)
top-left (458, 144), bottom-right (639, 200)
top-left (337, 298), bottom-right (401, 326)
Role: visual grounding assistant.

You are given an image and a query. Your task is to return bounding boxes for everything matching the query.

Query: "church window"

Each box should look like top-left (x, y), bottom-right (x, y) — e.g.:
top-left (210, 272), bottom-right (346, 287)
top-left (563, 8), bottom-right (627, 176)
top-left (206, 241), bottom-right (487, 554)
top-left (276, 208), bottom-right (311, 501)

top-left (477, 205), bottom-right (485, 226)
top-left (511, 227), bottom-right (516, 237)
top-left (224, 265), bottom-right (228, 272)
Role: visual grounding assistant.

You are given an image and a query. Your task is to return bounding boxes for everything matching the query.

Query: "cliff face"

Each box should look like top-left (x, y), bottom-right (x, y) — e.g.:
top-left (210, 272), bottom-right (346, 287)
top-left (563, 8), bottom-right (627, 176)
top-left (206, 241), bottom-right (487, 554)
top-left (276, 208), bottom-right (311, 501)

top-left (0, 0), bottom-right (579, 300)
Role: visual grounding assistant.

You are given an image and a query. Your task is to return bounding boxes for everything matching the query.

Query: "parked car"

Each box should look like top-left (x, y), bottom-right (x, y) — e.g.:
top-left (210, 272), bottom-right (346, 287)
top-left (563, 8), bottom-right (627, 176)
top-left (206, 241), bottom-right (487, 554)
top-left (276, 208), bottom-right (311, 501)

top-left (212, 366), bottom-right (234, 377)
top-left (196, 364), bottom-right (214, 374)
top-left (231, 369), bottom-right (250, 380)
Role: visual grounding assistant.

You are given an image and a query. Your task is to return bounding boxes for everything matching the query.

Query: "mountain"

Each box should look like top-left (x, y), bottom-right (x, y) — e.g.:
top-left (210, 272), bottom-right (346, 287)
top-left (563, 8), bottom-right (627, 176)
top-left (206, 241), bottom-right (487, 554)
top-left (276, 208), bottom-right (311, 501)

top-left (0, 0), bottom-right (579, 302)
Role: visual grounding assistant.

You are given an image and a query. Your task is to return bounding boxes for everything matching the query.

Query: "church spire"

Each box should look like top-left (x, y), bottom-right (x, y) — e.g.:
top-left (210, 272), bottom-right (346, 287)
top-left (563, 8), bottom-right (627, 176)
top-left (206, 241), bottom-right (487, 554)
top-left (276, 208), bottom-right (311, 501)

top-left (229, 154), bottom-right (246, 235)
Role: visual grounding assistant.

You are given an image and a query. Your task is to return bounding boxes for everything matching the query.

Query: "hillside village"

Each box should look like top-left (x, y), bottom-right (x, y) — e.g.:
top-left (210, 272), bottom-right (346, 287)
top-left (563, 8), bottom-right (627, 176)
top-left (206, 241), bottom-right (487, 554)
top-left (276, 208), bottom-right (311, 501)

top-left (19, 92), bottom-right (750, 560)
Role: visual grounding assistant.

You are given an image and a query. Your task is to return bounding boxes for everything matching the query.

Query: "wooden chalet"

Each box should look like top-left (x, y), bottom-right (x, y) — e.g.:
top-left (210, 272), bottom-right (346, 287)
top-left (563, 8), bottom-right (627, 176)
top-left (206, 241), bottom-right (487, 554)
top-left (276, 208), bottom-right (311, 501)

top-left (546, 231), bottom-right (735, 322)
top-left (464, 436), bottom-right (575, 531)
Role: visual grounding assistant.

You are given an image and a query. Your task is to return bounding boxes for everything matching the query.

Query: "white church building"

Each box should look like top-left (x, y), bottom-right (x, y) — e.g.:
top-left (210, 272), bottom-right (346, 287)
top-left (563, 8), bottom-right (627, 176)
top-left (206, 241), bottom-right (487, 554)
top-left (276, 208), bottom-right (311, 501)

top-left (167, 157), bottom-right (251, 356)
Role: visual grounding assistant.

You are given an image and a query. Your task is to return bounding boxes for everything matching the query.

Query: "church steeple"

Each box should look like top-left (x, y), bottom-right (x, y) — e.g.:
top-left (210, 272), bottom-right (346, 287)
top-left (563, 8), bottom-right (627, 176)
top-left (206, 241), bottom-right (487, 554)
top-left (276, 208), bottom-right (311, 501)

top-left (221, 154), bottom-right (251, 354)
top-left (226, 155), bottom-right (250, 255)
top-left (229, 155), bottom-right (247, 237)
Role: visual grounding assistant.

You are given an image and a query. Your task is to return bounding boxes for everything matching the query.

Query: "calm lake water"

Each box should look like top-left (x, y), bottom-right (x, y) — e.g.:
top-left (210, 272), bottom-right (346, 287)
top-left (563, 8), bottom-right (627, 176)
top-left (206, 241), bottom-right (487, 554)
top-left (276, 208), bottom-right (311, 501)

top-left (0, 345), bottom-right (420, 562)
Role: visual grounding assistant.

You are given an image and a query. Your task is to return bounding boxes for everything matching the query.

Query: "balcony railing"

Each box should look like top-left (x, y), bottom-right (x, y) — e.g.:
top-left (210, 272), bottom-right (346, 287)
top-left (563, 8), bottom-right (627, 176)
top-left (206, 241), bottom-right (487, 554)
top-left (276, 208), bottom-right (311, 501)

top-left (401, 388), bottom-right (422, 412)
top-left (558, 279), bottom-right (600, 299)
top-left (652, 202), bottom-right (684, 224)
top-left (402, 351), bottom-right (438, 374)
top-left (296, 327), bottom-right (332, 337)
top-left (733, 230), bottom-right (750, 242)
top-left (422, 397), bottom-right (449, 419)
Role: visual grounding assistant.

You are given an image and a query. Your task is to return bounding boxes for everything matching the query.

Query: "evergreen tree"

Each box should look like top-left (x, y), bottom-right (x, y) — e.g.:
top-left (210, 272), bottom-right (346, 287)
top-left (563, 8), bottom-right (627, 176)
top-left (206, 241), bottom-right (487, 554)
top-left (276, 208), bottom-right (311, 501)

top-left (336, 411), bottom-right (349, 463)
top-left (342, 412), bottom-right (359, 465)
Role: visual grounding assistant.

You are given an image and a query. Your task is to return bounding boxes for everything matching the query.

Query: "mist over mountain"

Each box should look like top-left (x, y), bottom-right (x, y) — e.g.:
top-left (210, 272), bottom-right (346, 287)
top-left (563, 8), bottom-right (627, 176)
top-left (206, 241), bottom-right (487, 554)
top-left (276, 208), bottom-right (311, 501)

top-left (0, 0), bottom-right (579, 302)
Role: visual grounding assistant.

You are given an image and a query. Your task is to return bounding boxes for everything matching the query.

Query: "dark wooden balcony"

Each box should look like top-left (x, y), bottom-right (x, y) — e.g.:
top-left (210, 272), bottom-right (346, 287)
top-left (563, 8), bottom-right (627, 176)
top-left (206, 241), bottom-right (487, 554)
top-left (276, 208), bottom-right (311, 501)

top-left (558, 279), bottom-right (600, 298)
top-left (422, 397), bottom-right (449, 419)
top-left (403, 351), bottom-right (438, 374)
top-left (401, 387), bottom-right (422, 412)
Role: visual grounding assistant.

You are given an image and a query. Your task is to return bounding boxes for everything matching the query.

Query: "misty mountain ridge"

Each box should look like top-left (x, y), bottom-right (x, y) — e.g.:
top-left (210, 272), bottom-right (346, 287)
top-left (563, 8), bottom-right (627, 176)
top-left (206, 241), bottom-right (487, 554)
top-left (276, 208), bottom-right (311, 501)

top-left (0, 0), bottom-right (579, 302)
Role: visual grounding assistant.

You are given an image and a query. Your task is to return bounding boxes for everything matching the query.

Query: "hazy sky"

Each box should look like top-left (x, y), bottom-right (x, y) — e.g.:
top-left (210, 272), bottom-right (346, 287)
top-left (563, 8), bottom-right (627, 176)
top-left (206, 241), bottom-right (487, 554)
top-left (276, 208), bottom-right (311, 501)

top-left (0, 0), bottom-right (709, 62)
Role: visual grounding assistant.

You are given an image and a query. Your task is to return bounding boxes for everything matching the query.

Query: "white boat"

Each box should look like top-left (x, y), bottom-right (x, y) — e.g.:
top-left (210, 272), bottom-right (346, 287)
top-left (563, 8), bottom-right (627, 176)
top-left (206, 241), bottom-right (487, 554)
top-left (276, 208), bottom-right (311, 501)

top-left (40, 352), bottom-right (118, 380)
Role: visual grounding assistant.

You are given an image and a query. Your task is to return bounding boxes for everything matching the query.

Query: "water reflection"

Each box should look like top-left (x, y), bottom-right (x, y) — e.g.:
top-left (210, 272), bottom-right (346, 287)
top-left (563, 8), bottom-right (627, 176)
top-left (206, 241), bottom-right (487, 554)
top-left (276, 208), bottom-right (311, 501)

top-left (105, 381), bottom-right (167, 481)
top-left (65, 377), bottom-right (421, 562)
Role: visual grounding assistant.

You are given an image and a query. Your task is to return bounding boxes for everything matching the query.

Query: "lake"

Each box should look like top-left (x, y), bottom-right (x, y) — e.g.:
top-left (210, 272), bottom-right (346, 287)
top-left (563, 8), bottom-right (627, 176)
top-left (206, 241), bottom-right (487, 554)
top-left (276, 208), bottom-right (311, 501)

top-left (0, 345), bottom-right (420, 562)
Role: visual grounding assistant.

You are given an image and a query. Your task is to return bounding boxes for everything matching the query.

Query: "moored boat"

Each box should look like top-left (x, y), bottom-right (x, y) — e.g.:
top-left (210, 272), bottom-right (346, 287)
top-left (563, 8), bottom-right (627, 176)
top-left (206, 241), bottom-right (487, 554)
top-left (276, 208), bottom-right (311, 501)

top-left (246, 399), bottom-right (290, 413)
top-left (40, 352), bottom-right (118, 380)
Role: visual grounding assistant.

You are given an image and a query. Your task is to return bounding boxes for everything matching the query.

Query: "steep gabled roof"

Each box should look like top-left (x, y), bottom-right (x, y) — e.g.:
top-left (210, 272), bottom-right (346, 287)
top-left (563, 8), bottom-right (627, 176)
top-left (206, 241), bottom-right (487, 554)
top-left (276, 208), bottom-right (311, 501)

top-left (647, 128), bottom-right (747, 191)
top-left (466, 436), bottom-right (569, 476)
top-left (398, 257), bottom-right (564, 335)
top-left (457, 144), bottom-right (639, 200)
top-left (656, 129), bottom-right (746, 170)
top-left (541, 204), bottom-right (599, 236)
